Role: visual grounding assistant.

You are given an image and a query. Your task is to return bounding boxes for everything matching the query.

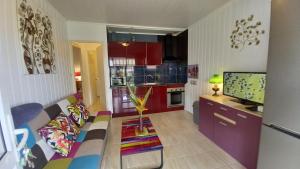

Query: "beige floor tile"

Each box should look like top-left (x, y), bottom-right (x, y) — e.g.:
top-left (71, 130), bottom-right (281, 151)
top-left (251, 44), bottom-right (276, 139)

top-left (94, 108), bottom-right (246, 169)
top-left (229, 163), bottom-right (247, 169)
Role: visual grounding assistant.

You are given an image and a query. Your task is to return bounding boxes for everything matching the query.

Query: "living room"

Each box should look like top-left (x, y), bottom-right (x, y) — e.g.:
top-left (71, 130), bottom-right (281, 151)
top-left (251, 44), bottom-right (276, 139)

top-left (0, 0), bottom-right (299, 169)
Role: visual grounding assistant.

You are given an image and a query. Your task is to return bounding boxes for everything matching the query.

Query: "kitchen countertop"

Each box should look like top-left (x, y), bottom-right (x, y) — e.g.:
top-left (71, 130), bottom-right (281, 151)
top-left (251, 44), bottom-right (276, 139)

top-left (201, 95), bottom-right (263, 118)
top-left (111, 83), bottom-right (185, 88)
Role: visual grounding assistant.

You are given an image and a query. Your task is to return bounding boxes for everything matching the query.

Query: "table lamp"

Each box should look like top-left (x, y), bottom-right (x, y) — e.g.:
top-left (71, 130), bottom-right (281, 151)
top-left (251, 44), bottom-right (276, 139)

top-left (209, 74), bottom-right (223, 96)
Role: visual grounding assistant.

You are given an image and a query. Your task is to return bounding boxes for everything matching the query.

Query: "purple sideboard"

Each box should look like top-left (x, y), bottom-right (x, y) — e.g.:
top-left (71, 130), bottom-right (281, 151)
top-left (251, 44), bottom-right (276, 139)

top-left (199, 95), bottom-right (262, 169)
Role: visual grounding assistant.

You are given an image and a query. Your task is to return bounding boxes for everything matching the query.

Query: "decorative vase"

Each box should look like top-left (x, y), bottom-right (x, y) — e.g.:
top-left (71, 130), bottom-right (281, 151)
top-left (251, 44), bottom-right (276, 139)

top-left (139, 114), bottom-right (143, 132)
top-left (135, 114), bottom-right (148, 136)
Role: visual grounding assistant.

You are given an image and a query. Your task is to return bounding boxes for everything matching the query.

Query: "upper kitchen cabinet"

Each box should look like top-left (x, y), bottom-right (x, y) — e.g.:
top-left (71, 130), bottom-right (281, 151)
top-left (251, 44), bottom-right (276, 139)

top-left (108, 42), bottom-right (126, 58)
top-left (127, 42), bottom-right (147, 66)
top-left (176, 30), bottom-right (188, 64)
top-left (161, 30), bottom-right (188, 64)
top-left (146, 42), bottom-right (163, 65)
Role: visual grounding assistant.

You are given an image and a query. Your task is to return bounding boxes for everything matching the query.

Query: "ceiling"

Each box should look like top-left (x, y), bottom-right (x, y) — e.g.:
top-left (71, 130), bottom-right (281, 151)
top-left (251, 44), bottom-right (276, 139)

top-left (48, 0), bottom-right (230, 29)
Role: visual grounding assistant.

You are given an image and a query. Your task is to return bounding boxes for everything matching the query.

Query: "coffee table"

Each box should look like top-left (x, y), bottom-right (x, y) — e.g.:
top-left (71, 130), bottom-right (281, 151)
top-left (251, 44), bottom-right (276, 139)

top-left (120, 117), bottom-right (163, 169)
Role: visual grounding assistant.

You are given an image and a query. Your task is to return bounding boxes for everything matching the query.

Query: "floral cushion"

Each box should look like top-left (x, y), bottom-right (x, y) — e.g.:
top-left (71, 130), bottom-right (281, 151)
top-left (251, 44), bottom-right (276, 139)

top-left (77, 102), bottom-right (89, 121)
top-left (38, 125), bottom-right (74, 156)
top-left (48, 113), bottom-right (80, 141)
top-left (67, 103), bottom-right (89, 127)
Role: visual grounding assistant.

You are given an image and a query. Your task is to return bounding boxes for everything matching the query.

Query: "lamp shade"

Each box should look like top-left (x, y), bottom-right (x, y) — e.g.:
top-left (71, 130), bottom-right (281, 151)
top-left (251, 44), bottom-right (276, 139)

top-left (209, 74), bottom-right (223, 84)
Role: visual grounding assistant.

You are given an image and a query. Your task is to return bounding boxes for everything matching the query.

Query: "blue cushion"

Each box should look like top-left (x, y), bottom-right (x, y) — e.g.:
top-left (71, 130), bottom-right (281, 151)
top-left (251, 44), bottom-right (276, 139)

top-left (11, 103), bottom-right (43, 128)
top-left (76, 131), bottom-right (87, 143)
top-left (16, 124), bottom-right (36, 148)
top-left (68, 155), bottom-right (101, 169)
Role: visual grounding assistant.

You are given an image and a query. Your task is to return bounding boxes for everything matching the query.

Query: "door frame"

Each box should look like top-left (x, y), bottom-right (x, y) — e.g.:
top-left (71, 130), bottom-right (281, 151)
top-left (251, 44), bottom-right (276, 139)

top-left (69, 41), bottom-right (109, 109)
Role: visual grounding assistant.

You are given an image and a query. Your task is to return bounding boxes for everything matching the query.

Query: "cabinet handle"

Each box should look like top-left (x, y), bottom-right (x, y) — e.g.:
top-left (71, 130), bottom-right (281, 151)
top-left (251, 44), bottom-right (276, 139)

top-left (207, 102), bottom-right (214, 106)
top-left (219, 121), bottom-right (228, 127)
top-left (237, 114), bottom-right (248, 119)
top-left (214, 113), bottom-right (237, 125)
top-left (220, 107), bottom-right (228, 111)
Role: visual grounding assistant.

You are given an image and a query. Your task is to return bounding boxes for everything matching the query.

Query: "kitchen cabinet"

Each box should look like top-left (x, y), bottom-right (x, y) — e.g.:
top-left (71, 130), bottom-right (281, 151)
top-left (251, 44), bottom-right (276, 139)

top-left (108, 42), bottom-right (126, 57)
top-left (136, 86), bottom-right (162, 114)
top-left (108, 42), bottom-right (162, 66)
top-left (146, 43), bottom-right (162, 65)
top-left (112, 85), bottom-right (168, 117)
top-left (127, 42), bottom-right (146, 66)
top-left (112, 87), bottom-right (137, 117)
top-left (199, 96), bottom-right (262, 169)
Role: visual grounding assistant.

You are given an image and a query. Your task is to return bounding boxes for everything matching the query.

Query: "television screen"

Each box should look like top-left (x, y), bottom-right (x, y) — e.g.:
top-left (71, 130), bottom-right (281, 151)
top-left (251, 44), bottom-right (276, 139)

top-left (223, 72), bottom-right (266, 105)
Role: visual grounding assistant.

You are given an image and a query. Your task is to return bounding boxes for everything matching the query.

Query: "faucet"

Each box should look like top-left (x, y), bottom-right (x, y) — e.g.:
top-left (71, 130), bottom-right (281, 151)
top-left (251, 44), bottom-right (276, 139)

top-left (145, 74), bottom-right (155, 83)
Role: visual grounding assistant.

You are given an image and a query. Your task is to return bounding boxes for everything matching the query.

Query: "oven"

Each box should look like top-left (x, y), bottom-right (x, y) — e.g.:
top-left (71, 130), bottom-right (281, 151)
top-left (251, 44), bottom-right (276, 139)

top-left (167, 87), bottom-right (185, 108)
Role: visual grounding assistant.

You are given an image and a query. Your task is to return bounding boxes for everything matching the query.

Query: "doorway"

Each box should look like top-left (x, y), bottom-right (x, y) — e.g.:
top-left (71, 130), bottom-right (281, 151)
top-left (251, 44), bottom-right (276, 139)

top-left (72, 42), bottom-right (106, 109)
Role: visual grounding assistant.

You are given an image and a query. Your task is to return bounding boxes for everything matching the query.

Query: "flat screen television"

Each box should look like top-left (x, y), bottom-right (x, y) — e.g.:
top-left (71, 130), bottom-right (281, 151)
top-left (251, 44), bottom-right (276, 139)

top-left (223, 72), bottom-right (266, 105)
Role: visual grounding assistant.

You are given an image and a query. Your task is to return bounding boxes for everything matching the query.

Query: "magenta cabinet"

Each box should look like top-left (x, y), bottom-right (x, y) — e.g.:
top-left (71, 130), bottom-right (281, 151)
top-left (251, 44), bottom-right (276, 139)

top-left (234, 111), bottom-right (262, 169)
top-left (213, 113), bottom-right (237, 156)
top-left (199, 97), bottom-right (262, 169)
top-left (199, 98), bottom-right (215, 140)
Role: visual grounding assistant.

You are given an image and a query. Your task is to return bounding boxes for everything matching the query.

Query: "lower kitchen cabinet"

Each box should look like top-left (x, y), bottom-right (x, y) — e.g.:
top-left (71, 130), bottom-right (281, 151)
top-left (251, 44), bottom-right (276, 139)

top-left (112, 87), bottom-right (137, 117)
top-left (112, 85), bottom-right (168, 117)
top-left (199, 96), bottom-right (262, 169)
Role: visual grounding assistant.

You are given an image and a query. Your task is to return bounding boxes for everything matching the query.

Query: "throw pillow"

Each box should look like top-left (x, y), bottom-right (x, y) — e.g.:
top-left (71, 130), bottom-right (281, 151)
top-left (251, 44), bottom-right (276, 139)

top-left (67, 104), bottom-right (85, 127)
top-left (67, 103), bottom-right (89, 127)
top-left (48, 113), bottom-right (80, 141)
top-left (77, 102), bottom-right (89, 121)
top-left (38, 125), bottom-right (73, 156)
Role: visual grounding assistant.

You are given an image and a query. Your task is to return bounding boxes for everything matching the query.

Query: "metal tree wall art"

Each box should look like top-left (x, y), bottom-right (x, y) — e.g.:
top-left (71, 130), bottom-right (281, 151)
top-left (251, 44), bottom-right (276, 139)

top-left (17, 0), bottom-right (56, 74)
top-left (230, 15), bottom-right (265, 50)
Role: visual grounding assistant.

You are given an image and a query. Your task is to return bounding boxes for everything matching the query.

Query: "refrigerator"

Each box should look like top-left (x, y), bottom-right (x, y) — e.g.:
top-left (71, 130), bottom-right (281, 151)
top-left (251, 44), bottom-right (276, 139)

top-left (257, 0), bottom-right (300, 169)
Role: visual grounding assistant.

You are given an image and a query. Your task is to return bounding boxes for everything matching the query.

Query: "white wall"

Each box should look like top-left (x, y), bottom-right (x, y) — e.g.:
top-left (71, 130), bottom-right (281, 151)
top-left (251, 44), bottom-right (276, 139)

top-left (0, 0), bottom-right (73, 107)
top-left (67, 21), bottom-right (113, 111)
top-left (0, 0), bottom-right (72, 167)
top-left (185, 0), bottom-right (271, 113)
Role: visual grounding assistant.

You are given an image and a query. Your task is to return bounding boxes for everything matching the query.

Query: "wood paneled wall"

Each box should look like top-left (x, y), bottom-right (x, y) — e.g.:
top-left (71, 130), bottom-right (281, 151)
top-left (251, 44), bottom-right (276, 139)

top-left (185, 0), bottom-right (271, 113)
top-left (0, 0), bottom-right (73, 107)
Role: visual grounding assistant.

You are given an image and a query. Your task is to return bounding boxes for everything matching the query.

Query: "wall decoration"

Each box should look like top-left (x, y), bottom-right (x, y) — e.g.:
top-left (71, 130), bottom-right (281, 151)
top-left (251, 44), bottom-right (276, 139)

top-left (188, 65), bottom-right (198, 79)
top-left (230, 15), bottom-right (265, 50)
top-left (17, 0), bottom-right (56, 74)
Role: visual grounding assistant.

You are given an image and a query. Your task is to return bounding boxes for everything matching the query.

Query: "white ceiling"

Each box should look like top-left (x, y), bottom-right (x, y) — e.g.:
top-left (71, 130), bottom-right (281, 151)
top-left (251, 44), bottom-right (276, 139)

top-left (48, 0), bottom-right (230, 29)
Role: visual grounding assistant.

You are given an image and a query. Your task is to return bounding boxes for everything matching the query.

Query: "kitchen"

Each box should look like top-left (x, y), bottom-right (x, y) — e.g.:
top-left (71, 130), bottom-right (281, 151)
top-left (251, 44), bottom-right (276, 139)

top-left (107, 27), bottom-right (188, 117)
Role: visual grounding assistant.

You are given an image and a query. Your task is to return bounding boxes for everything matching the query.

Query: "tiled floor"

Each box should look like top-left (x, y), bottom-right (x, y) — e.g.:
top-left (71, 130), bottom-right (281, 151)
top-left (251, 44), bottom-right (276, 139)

top-left (96, 110), bottom-right (247, 169)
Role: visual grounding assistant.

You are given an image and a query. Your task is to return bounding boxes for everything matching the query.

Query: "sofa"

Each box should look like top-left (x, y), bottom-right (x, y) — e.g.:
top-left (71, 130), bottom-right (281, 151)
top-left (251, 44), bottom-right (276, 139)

top-left (11, 94), bottom-right (111, 169)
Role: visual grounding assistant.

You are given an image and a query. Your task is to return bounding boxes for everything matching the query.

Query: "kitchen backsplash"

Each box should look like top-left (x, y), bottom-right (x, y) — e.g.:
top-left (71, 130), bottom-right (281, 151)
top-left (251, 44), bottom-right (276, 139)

top-left (110, 63), bottom-right (187, 86)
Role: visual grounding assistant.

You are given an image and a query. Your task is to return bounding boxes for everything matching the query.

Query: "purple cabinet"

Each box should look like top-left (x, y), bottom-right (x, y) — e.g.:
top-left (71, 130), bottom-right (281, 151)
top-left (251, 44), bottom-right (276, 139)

top-left (199, 98), bottom-right (215, 140)
top-left (234, 111), bottom-right (262, 169)
top-left (213, 111), bottom-right (237, 156)
top-left (199, 97), bottom-right (262, 169)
